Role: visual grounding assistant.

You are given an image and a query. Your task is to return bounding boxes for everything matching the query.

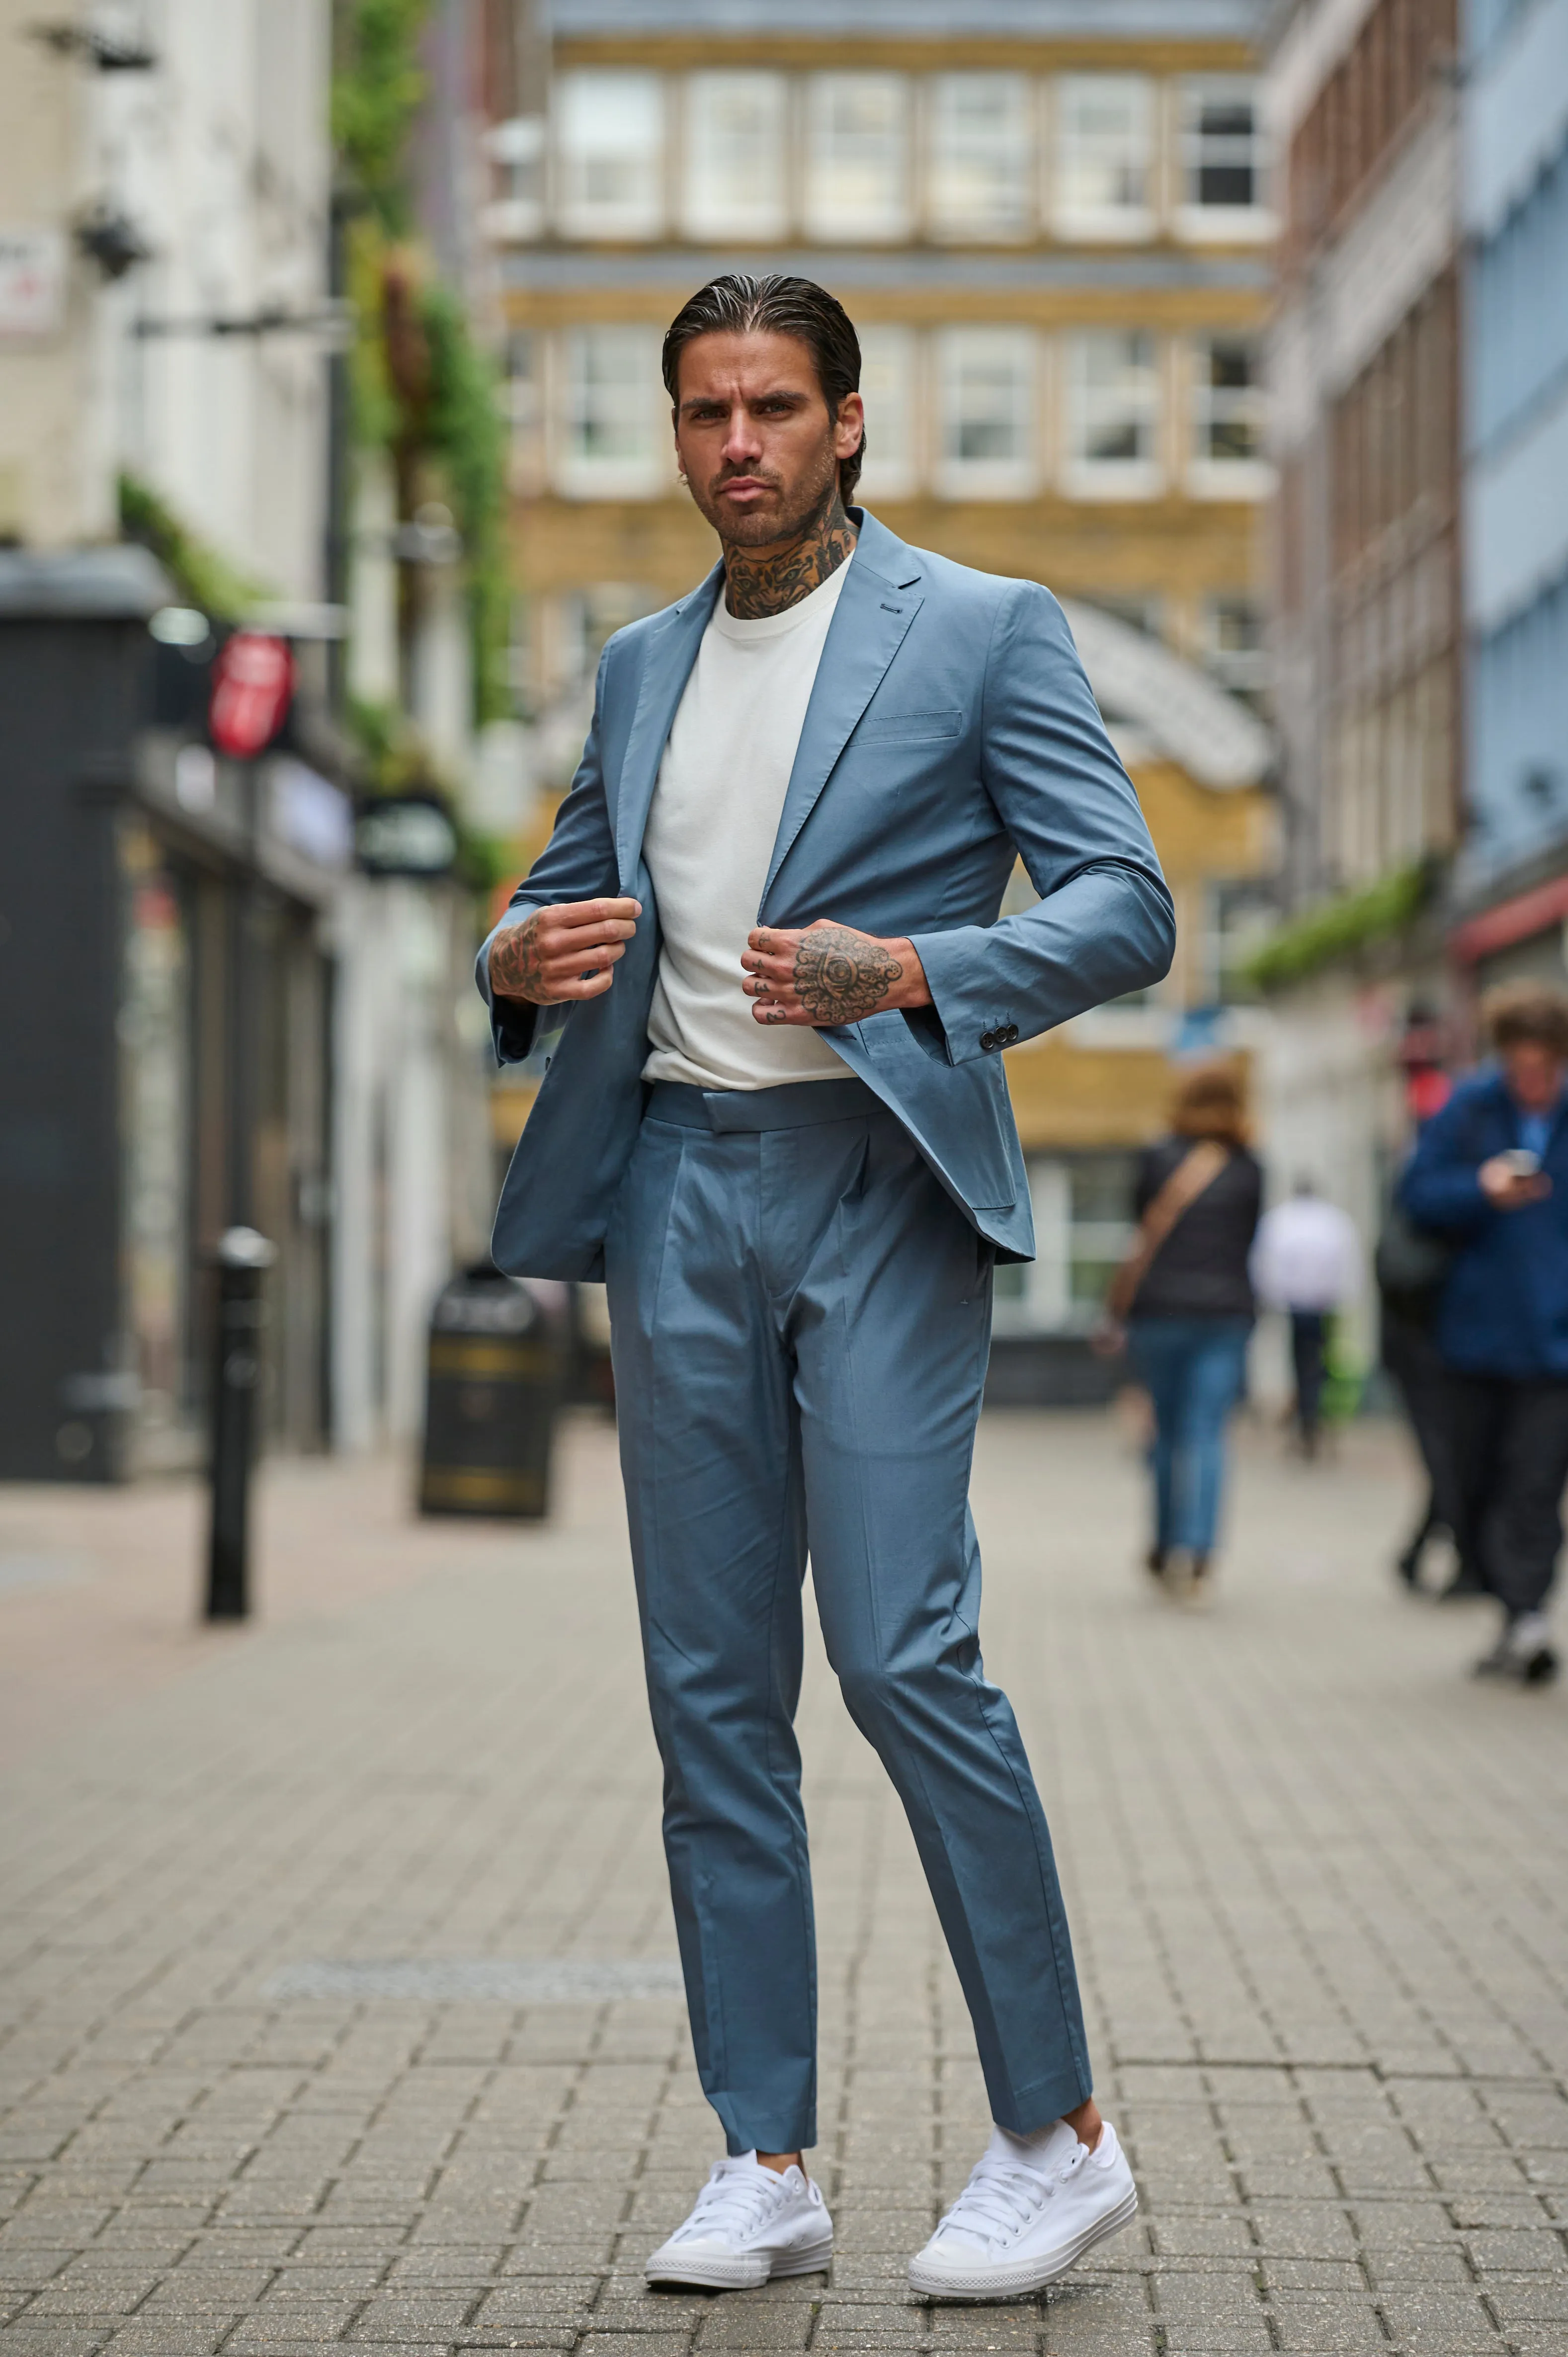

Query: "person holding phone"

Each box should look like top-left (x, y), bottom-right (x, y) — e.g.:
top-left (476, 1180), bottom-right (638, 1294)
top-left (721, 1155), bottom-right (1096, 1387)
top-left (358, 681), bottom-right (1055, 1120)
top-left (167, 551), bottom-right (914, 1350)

top-left (1401, 982), bottom-right (1568, 1684)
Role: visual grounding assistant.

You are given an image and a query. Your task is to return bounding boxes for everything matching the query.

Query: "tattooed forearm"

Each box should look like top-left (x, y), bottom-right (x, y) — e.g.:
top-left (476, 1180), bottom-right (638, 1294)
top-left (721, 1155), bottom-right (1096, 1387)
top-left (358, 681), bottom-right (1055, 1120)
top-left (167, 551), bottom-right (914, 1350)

top-left (790, 925), bottom-right (904, 1023)
top-left (488, 912), bottom-right (548, 1002)
top-left (725, 488), bottom-right (857, 620)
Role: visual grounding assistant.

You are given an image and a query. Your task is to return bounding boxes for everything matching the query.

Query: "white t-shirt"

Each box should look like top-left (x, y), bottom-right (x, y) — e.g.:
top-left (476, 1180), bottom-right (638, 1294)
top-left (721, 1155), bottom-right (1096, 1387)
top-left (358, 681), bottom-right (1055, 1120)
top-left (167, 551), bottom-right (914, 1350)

top-left (641, 555), bottom-right (853, 1091)
top-left (1250, 1195), bottom-right (1363, 1312)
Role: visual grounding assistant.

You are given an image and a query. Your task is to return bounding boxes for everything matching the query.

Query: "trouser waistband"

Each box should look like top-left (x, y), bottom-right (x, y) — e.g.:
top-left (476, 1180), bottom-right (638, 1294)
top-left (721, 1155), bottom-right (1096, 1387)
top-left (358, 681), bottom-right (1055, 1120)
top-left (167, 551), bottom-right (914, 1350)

top-left (646, 1076), bottom-right (885, 1132)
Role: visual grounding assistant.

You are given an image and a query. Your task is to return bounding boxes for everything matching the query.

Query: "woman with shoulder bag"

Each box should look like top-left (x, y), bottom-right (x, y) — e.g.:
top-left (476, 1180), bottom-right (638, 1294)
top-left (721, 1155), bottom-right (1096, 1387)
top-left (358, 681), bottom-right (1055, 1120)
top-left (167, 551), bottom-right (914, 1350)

top-left (1105, 1065), bottom-right (1262, 1601)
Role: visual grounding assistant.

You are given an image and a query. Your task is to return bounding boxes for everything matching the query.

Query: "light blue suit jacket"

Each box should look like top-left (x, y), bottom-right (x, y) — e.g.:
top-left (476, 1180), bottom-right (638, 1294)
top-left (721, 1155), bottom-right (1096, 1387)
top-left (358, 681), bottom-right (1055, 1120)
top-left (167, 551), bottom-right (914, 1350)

top-left (478, 510), bottom-right (1175, 1276)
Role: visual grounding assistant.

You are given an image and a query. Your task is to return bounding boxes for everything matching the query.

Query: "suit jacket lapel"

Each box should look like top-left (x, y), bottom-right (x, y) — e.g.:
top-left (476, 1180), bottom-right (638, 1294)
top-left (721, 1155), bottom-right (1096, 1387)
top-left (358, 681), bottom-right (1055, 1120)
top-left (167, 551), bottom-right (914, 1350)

top-left (760, 547), bottom-right (923, 911)
top-left (612, 565), bottom-right (722, 892)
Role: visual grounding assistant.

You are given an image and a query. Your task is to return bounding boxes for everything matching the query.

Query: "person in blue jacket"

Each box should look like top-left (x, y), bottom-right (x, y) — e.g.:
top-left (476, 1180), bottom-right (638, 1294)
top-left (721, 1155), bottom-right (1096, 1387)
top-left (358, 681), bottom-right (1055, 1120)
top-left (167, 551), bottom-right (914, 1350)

top-left (1400, 982), bottom-right (1568, 1685)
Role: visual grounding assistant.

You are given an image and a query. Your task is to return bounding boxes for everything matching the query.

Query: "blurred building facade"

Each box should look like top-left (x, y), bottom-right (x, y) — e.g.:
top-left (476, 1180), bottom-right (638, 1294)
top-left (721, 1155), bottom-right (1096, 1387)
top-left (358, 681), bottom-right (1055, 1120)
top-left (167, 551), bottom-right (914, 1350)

top-left (0, 0), bottom-right (487, 1480)
top-left (486, 0), bottom-right (1278, 1392)
top-left (1256, 0), bottom-right (1463, 1296)
top-left (1452, 0), bottom-right (1568, 988)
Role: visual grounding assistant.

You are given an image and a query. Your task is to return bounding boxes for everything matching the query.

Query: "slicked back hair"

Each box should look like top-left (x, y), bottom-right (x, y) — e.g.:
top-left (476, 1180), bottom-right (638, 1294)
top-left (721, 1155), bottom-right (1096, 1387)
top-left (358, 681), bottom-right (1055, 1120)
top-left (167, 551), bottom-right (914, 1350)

top-left (662, 273), bottom-right (865, 503)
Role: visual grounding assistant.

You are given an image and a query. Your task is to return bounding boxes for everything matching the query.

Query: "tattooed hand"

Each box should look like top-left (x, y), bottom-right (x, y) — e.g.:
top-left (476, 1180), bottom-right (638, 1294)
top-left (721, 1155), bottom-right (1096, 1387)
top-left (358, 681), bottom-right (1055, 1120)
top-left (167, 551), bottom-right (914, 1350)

top-left (488, 897), bottom-right (642, 1005)
top-left (741, 920), bottom-right (931, 1027)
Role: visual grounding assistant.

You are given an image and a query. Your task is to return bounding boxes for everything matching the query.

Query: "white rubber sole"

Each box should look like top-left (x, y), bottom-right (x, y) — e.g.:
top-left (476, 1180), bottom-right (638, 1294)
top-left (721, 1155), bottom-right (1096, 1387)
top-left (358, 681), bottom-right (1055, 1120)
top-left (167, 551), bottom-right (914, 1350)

top-left (646, 2231), bottom-right (833, 2290)
top-left (907, 2185), bottom-right (1138, 2300)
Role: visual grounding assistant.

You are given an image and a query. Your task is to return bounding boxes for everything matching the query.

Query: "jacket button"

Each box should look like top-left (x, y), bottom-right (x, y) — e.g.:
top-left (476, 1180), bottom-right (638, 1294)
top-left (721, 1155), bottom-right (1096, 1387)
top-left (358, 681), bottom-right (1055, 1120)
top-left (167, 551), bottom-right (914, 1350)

top-left (1001, 1024), bottom-right (1019, 1044)
top-left (979, 1030), bottom-right (997, 1052)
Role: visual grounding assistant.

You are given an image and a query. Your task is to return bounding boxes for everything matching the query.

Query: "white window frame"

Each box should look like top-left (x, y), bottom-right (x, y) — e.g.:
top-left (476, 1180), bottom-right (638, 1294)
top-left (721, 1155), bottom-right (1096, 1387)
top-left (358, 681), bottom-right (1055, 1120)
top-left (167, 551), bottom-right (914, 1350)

top-left (925, 74), bottom-right (1034, 242)
top-left (553, 70), bottom-right (665, 241)
top-left (1188, 335), bottom-right (1273, 498)
top-left (1175, 76), bottom-right (1272, 243)
top-left (1063, 330), bottom-right (1163, 500)
top-left (681, 71), bottom-right (789, 241)
top-left (553, 326), bottom-right (668, 501)
top-left (855, 324), bottom-right (919, 502)
top-left (1052, 75), bottom-right (1155, 242)
top-left (803, 74), bottom-right (911, 244)
top-left (935, 327), bottom-right (1038, 502)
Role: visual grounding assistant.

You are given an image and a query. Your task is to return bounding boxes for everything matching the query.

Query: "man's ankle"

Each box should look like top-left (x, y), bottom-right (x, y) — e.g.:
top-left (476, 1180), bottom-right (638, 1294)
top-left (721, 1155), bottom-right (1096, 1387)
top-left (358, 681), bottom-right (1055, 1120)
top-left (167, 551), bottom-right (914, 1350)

top-left (1061, 2098), bottom-right (1103, 2152)
top-left (755, 2150), bottom-right (803, 2175)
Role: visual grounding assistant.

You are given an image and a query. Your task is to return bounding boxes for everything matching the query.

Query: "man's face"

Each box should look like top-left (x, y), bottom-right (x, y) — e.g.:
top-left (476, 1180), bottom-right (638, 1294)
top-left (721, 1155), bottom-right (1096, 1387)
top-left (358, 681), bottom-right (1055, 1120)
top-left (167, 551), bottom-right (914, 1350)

top-left (672, 329), bottom-right (864, 547)
top-left (1502, 1040), bottom-right (1566, 1112)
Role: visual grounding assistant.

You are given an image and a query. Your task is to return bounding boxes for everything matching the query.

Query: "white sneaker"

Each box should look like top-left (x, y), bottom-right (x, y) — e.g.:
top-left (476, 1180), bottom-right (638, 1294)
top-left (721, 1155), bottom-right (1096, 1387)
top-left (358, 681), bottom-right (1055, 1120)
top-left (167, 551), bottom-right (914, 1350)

top-left (645, 2153), bottom-right (832, 2289)
top-left (908, 2119), bottom-right (1137, 2300)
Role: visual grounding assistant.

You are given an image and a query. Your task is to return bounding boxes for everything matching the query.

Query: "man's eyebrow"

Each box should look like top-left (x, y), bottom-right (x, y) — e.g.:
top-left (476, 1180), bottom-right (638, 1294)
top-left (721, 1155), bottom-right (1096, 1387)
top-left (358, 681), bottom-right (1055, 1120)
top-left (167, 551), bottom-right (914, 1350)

top-left (678, 387), bottom-right (811, 413)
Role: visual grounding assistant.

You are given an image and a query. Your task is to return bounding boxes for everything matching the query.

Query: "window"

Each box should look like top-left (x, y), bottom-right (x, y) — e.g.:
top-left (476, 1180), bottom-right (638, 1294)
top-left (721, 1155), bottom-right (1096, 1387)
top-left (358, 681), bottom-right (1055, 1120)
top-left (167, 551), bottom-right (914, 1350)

top-left (1064, 332), bottom-right (1161, 496)
top-left (1054, 77), bottom-right (1154, 239)
top-left (926, 75), bottom-right (1033, 240)
top-left (936, 328), bottom-right (1037, 499)
top-left (992, 1155), bottom-right (1139, 1334)
top-left (1189, 337), bottom-right (1270, 495)
top-left (1201, 594), bottom-right (1272, 694)
top-left (682, 73), bottom-right (788, 239)
top-left (855, 325), bottom-right (918, 501)
top-left (554, 72), bottom-right (664, 240)
top-left (804, 75), bottom-right (910, 242)
top-left (1177, 78), bottom-right (1269, 238)
top-left (556, 327), bottom-right (667, 498)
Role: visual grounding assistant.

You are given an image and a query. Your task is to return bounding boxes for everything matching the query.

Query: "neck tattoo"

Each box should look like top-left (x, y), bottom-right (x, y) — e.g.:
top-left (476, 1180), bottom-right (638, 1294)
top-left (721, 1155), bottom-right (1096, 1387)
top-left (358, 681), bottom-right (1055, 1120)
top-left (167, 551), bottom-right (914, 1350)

top-left (723, 489), bottom-right (857, 621)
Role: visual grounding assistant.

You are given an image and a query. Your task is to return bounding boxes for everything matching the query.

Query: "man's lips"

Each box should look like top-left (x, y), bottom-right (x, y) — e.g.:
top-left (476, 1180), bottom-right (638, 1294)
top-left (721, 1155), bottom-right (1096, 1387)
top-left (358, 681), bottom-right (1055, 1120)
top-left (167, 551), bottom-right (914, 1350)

top-left (716, 476), bottom-right (773, 500)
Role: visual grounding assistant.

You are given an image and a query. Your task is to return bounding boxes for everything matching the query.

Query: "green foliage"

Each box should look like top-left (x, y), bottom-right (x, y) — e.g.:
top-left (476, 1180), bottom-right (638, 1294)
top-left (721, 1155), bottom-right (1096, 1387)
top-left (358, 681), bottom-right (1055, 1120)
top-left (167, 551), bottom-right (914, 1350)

top-left (345, 694), bottom-right (437, 796)
top-left (1241, 862), bottom-right (1434, 994)
top-left (331, 0), bottom-right (429, 235)
top-left (333, 0), bottom-right (512, 735)
top-left (117, 473), bottom-right (264, 621)
top-left (419, 281), bottom-right (511, 728)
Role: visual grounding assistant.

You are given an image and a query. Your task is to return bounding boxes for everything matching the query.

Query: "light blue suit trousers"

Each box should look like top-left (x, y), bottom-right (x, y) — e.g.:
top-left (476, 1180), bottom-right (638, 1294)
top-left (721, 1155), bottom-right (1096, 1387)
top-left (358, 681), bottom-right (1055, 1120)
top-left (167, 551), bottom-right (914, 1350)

top-left (606, 1075), bottom-right (1091, 2156)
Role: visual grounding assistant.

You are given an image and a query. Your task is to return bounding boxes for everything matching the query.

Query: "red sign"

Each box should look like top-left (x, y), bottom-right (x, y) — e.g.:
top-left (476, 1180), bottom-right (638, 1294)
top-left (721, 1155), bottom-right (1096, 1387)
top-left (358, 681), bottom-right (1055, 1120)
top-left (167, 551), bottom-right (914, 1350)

top-left (209, 632), bottom-right (293, 758)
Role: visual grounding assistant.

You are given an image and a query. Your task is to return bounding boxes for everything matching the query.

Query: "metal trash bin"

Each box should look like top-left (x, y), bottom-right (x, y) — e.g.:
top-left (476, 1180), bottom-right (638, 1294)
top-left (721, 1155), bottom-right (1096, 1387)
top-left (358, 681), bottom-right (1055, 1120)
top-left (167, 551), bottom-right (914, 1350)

top-left (418, 1263), bottom-right (562, 1518)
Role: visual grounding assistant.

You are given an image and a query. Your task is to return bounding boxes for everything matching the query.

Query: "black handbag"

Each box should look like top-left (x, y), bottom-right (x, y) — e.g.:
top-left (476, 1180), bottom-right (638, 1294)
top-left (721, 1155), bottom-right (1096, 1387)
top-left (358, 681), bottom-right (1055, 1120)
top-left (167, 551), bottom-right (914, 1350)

top-left (1375, 1203), bottom-right (1455, 1326)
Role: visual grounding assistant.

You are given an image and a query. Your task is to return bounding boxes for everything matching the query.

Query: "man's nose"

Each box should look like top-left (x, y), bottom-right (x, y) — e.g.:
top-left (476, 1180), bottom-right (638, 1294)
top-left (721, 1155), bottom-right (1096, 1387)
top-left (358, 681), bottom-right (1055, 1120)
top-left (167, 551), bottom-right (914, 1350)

top-left (721, 405), bottom-right (763, 466)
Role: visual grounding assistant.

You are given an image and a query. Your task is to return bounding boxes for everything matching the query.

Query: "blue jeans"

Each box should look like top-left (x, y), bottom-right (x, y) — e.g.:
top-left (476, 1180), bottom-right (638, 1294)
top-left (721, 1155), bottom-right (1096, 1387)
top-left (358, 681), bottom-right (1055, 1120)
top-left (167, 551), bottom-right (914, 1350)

top-left (1128, 1316), bottom-right (1251, 1556)
top-left (605, 1077), bottom-right (1091, 2156)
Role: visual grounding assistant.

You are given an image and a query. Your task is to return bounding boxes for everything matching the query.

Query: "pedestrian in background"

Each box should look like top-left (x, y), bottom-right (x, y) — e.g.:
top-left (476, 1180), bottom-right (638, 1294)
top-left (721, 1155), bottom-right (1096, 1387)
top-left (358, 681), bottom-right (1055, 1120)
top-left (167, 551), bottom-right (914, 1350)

top-left (1250, 1181), bottom-right (1361, 1456)
top-left (1401, 982), bottom-right (1568, 1685)
top-left (1113, 1066), bottom-right (1262, 1601)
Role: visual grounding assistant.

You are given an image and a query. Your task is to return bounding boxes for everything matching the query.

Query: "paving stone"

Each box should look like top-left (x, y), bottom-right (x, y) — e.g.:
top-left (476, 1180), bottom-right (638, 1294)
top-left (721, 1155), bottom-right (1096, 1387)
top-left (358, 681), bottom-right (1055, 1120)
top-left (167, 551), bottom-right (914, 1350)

top-left (4, 1420), bottom-right (1568, 2357)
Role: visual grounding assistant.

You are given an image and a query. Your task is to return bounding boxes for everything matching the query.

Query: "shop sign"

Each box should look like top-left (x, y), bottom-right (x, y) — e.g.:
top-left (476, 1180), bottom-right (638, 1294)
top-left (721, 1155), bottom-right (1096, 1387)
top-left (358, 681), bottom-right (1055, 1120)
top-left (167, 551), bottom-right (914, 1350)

top-left (209, 632), bottom-right (293, 758)
top-left (0, 228), bottom-right (67, 337)
top-left (356, 794), bottom-right (459, 878)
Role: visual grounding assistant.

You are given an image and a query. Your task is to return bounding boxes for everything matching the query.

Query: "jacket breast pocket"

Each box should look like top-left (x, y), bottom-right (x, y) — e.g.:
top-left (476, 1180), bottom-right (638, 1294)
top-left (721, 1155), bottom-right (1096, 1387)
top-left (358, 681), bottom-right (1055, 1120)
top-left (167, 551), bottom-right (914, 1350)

top-left (854, 708), bottom-right (965, 747)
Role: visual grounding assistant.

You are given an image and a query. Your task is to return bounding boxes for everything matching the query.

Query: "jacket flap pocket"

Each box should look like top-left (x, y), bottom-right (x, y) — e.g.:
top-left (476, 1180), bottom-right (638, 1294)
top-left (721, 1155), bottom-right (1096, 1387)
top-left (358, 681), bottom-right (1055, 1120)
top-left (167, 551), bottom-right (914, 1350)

top-left (855, 708), bottom-right (964, 745)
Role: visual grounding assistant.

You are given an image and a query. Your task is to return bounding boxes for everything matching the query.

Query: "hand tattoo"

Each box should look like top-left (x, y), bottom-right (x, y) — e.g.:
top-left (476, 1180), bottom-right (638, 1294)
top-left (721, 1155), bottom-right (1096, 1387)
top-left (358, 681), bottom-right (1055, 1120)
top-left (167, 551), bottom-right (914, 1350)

top-left (792, 925), bottom-right (903, 1023)
top-left (489, 911), bottom-right (547, 1003)
top-left (724, 489), bottom-right (857, 621)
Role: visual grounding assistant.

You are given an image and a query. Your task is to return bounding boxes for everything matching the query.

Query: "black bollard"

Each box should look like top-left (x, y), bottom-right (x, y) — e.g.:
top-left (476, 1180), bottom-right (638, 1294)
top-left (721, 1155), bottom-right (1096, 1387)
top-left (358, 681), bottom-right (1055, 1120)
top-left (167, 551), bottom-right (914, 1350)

top-left (205, 1226), bottom-right (276, 1621)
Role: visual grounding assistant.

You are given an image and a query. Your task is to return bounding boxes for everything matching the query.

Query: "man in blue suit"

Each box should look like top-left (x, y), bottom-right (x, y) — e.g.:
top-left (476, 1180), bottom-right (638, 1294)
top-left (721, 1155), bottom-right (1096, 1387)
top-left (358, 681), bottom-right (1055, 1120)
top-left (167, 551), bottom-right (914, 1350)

top-left (478, 275), bottom-right (1174, 2300)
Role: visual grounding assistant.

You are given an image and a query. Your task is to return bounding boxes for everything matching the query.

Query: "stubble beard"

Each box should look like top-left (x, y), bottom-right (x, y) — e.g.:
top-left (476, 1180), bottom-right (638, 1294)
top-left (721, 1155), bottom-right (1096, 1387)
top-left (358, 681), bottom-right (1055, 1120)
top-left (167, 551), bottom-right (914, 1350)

top-left (693, 445), bottom-right (841, 556)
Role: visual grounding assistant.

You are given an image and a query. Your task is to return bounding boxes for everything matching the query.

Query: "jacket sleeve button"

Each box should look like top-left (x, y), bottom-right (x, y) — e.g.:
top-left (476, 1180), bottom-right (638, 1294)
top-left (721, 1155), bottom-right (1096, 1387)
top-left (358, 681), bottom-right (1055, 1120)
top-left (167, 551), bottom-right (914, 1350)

top-left (1002, 1024), bottom-right (1019, 1044)
top-left (979, 1030), bottom-right (997, 1052)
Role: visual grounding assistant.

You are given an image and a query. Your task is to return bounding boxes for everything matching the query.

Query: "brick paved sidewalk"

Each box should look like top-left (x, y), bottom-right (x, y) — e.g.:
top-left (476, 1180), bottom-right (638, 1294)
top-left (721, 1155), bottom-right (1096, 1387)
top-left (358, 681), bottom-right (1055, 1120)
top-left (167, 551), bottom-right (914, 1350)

top-left (2, 1409), bottom-right (1567, 2356)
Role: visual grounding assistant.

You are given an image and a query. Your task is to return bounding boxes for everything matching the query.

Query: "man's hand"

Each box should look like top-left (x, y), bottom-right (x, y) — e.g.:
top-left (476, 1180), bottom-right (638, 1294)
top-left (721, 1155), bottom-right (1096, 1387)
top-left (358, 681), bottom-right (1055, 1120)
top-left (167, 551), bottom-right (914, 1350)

top-left (488, 897), bottom-right (642, 1006)
top-left (741, 919), bottom-right (931, 1026)
top-left (1480, 1154), bottom-right (1552, 1210)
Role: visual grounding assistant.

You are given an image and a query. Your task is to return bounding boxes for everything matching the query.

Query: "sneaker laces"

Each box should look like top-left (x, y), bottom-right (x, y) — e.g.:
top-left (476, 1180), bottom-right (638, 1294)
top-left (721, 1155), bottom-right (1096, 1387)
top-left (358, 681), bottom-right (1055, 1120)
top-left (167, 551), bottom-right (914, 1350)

top-left (673, 2157), bottom-right (791, 2244)
top-left (935, 2142), bottom-right (1085, 2248)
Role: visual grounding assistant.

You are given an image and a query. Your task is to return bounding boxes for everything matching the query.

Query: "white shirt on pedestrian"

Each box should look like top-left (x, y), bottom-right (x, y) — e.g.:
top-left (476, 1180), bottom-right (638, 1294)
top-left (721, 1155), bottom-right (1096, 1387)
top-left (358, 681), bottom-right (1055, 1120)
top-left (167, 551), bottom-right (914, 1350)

top-left (1250, 1194), bottom-right (1362, 1313)
top-left (640, 556), bottom-right (853, 1092)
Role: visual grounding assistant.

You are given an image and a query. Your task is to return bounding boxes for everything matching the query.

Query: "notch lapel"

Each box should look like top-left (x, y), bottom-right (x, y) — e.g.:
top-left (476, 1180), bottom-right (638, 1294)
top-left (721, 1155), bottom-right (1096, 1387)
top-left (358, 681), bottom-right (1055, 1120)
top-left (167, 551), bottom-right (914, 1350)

top-left (611, 565), bottom-right (723, 893)
top-left (760, 551), bottom-right (923, 910)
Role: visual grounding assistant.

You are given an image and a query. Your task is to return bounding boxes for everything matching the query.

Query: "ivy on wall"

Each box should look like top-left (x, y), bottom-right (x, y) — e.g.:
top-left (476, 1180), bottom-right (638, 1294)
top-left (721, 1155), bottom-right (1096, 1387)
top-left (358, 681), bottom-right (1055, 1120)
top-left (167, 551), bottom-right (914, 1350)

top-left (333, 0), bottom-right (511, 739)
top-left (1241, 862), bottom-right (1435, 994)
top-left (117, 473), bottom-right (262, 622)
